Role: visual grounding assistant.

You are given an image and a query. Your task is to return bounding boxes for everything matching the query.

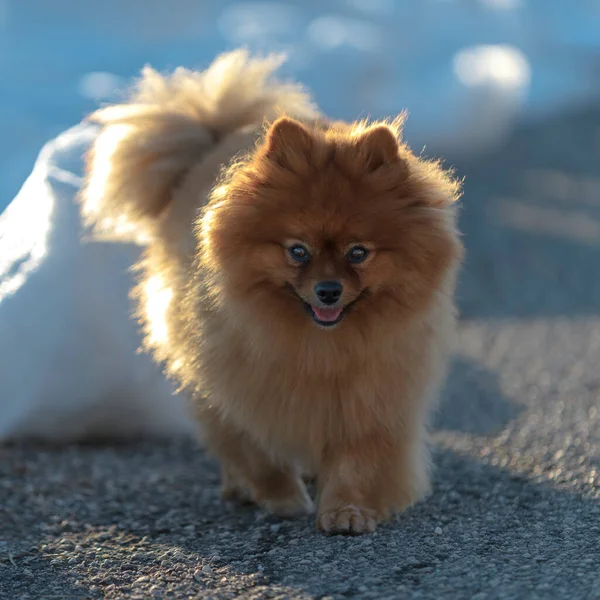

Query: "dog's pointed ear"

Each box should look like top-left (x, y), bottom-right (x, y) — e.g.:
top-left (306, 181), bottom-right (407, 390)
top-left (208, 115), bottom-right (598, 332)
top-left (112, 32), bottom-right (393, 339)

top-left (356, 124), bottom-right (401, 171)
top-left (263, 117), bottom-right (313, 162)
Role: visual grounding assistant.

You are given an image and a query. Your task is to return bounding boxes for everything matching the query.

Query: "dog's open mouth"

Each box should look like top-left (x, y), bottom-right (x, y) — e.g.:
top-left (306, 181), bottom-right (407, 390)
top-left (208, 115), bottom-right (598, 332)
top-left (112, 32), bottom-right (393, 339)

top-left (286, 284), bottom-right (364, 328)
top-left (306, 305), bottom-right (344, 327)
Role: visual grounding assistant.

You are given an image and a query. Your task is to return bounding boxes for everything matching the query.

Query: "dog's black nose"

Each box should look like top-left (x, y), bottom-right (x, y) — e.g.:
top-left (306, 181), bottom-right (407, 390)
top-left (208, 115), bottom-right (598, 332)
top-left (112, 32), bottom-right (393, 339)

top-left (314, 281), bottom-right (343, 305)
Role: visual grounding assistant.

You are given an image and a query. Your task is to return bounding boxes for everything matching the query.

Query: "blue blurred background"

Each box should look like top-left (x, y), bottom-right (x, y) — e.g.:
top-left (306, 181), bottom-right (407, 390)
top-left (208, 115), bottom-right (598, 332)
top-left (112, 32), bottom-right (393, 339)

top-left (1, 0), bottom-right (599, 209)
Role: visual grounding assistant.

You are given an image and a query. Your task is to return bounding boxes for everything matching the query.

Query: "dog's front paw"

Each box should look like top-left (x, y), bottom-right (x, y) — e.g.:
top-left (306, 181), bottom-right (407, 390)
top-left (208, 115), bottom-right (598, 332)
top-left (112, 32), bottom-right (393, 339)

top-left (260, 482), bottom-right (314, 517)
top-left (317, 505), bottom-right (381, 535)
top-left (221, 468), bottom-right (254, 504)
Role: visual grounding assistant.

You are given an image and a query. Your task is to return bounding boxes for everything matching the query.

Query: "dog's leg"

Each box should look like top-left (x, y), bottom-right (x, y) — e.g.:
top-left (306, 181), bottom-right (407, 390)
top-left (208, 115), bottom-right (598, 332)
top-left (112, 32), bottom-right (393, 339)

top-left (202, 412), bottom-right (314, 517)
top-left (316, 430), bottom-right (430, 534)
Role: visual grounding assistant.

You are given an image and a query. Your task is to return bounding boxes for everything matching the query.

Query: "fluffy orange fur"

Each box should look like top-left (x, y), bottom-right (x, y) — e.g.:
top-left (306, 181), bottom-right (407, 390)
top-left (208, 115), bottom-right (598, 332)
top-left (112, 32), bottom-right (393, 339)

top-left (82, 50), bottom-right (463, 534)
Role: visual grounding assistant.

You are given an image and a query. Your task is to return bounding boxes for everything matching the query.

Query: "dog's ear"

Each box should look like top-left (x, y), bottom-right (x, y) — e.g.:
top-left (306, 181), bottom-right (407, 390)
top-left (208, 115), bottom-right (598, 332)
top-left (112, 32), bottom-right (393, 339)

top-left (356, 125), bottom-right (401, 171)
top-left (263, 117), bottom-right (314, 164)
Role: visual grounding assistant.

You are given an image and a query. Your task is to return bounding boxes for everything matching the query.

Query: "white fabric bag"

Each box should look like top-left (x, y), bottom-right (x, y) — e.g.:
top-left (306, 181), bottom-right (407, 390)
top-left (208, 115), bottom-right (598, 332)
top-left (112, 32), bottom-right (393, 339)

top-left (0, 124), bottom-right (194, 441)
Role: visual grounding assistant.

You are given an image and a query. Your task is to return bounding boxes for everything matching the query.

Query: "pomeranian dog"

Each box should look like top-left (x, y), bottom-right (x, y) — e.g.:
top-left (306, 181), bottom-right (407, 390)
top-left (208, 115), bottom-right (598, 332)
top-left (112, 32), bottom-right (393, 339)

top-left (82, 50), bottom-right (463, 534)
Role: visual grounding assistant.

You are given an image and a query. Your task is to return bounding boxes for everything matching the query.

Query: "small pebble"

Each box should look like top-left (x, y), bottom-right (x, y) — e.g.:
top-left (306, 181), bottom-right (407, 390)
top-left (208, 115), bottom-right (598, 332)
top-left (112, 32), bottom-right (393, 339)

top-left (202, 564), bottom-right (213, 574)
top-left (434, 527), bottom-right (443, 535)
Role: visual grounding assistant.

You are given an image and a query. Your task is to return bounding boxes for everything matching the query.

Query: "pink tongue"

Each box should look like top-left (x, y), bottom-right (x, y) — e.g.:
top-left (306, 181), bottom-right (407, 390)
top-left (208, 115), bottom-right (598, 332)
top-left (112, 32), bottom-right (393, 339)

top-left (312, 306), bottom-right (343, 322)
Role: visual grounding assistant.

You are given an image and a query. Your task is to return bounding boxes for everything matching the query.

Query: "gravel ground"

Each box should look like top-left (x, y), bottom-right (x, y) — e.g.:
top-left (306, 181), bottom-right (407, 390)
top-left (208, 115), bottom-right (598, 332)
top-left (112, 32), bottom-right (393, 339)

top-left (2, 107), bottom-right (600, 599)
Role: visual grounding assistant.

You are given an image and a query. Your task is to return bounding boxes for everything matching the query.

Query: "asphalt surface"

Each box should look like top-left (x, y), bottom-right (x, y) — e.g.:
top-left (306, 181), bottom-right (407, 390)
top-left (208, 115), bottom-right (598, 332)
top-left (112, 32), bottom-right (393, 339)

top-left (2, 107), bottom-right (600, 599)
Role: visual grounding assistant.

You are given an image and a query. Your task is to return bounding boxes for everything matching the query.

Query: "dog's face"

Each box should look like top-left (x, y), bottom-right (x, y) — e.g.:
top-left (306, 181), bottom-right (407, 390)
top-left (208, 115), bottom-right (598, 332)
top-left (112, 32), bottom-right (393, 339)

top-left (201, 117), bottom-right (462, 332)
top-left (281, 237), bottom-right (374, 329)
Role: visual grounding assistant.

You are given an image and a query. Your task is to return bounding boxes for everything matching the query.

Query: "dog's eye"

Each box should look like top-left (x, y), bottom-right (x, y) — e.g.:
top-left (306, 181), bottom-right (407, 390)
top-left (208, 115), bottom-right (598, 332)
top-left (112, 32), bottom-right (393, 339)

top-left (346, 245), bottom-right (369, 263)
top-left (288, 244), bottom-right (311, 263)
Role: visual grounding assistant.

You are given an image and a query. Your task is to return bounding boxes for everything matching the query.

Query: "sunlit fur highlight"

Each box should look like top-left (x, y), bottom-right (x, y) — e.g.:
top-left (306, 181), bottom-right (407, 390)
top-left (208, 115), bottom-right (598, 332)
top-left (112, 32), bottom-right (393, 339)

top-left (81, 50), bottom-right (463, 534)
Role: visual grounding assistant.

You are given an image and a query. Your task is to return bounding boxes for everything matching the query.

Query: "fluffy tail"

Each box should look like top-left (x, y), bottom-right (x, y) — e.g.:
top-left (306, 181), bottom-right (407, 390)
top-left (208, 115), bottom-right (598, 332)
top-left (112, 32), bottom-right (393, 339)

top-left (81, 49), bottom-right (319, 241)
